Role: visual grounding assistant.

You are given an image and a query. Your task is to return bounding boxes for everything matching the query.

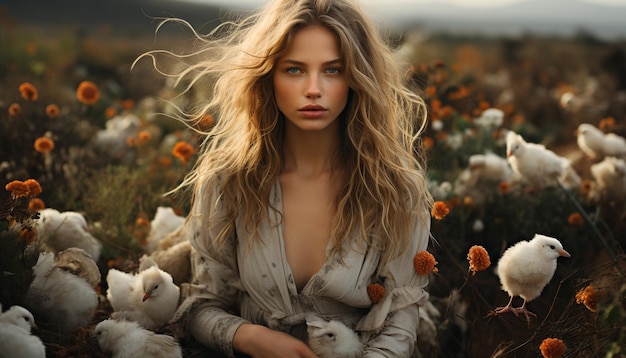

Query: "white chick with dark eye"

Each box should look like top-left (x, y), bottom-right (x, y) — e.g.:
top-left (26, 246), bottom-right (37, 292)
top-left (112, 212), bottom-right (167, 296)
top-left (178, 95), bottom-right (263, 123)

top-left (95, 319), bottom-right (182, 358)
top-left (0, 305), bottom-right (46, 358)
top-left (306, 315), bottom-right (363, 358)
top-left (506, 131), bottom-right (571, 189)
top-left (576, 123), bottom-right (626, 160)
top-left (106, 265), bottom-right (180, 330)
top-left (494, 234), bottom-right (570, 323)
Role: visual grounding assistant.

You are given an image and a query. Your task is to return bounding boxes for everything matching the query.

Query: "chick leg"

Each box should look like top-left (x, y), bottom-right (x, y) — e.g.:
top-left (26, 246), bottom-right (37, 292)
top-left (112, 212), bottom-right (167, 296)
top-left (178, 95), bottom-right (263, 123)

top-left (494, 296), bottom-right (516, 316)
top-left (513, 299), bottom-right (537, 324)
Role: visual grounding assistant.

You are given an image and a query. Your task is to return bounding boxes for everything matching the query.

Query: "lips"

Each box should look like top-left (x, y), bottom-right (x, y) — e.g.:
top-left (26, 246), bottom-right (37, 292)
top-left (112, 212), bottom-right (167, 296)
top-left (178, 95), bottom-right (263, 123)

top-left (298, 104), bottom-right (328, 118)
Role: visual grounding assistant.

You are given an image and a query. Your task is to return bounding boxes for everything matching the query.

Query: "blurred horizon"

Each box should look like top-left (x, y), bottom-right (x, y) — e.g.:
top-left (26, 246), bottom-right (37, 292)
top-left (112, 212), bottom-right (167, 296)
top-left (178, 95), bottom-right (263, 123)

top-left (3, 0), bottom-right (626, 40)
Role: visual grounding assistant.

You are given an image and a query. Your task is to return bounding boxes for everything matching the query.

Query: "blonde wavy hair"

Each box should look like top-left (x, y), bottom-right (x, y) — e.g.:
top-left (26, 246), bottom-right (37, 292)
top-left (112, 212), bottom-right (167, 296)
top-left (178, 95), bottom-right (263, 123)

top-left (137, 0), bottom-right (433, 266)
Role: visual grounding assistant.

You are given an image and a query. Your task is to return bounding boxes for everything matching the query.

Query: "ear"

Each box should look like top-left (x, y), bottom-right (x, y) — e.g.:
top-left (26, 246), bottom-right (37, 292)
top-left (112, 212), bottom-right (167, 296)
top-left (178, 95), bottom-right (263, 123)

top-left (305, 315), bottom-right (325, 328)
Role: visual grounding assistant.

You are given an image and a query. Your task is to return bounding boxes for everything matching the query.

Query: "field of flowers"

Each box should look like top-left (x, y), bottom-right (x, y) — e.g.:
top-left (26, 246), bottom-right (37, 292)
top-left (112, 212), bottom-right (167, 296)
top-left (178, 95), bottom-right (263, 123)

top-left (1, 15), bottom-right (625, 358)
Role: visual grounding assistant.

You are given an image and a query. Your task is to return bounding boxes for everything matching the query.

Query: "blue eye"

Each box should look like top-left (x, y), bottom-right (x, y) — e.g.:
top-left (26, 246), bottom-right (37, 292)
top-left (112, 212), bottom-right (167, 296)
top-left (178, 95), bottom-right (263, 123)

top-left (286, 67), bottom-right (300, 74)
top-left (326, 68), bottom-right (340, 74)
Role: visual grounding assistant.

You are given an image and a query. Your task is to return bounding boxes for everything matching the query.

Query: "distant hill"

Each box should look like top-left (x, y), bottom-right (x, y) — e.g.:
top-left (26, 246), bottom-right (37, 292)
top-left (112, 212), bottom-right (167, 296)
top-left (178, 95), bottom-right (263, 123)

top-left (2, 0), bottom-right (234, 37)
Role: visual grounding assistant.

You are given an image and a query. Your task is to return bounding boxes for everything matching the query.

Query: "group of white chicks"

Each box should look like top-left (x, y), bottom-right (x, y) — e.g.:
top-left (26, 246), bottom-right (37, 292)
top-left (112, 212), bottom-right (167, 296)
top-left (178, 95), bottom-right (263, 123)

top-left (0, 204), bottom-right (365, 357)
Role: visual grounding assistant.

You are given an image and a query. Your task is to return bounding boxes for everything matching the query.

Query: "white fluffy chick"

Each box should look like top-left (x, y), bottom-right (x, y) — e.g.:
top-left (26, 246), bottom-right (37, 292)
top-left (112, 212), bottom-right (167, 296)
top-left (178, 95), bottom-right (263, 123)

top-left (576, 123), bottom-right (626, 159)
top-left (306, 315), bottom-right (363, 358)
top-left (106, 265), bottom-right (180, 330)
top-left (95, 319), bottom-right (182, 358)
top-left (35, 208), bottom-right (102, 261)
top-left (494, 234), bottom-right (570, 322)
top-left (25, 249), bottom-right (100, 335)
top-left (590, 156), bottom-right (626, 203)
top-left (0, 305), bottom-right (46, 358)
top-left (506, 131), bottom-right (569, 189)
top-left (139, 240), bottom-right (192, 286)
top-left (145, 206), bottom-right (185, 253)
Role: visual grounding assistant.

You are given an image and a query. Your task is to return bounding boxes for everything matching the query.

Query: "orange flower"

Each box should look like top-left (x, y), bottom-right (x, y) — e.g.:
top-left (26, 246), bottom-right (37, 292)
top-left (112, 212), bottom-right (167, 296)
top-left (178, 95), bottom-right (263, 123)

top-left (105, 106), bottom-right (117, 118)
top-left (19, 82), bottom-right (38, 101)
top-left (28, 198), bottom-right (45, 212)
top-left (579, 180), bottom-right (593, 196)
top-left (539, 338), bottom-right (566, 358)
top-left (34, 136), bottom-right (55, 153)
top-left (45, 104), bottom-right (60, 119)
top-left (567, 212), bottom-right (584, 227)
top-left (138, 130), bottom-right (151, 144)
top-left (498, 181), bottom-right (510, 194)
top-left (135, 217), bottom-right (150, 227)
top-left (367, 283), bottom-right (385, 304)
top-left (8, 103), bottom-right (21, 116)
top-left (422, 136), bottom-right (435, 150)
top-left (467, 245), bottom-right (491, 275)
top-left (431, 201), bottom-right (450, 220)
top-left (122, 99), bottom-right (135, 110)
top-left (598, 116), bottom-right (615, 131)
top-left (24, 179), bottom-right (42, 197)
top-left (76, 80), bottom-right (100, 105)
top-left (575, 285), bottom-right (604, 312)
top-left (414, 251), bottom-right (438, 275)
top-left (5, 180), bottom-right (30, 198)
top-left (426, 85), bottom-right (437, 98)
top-left (173, 141), bottom-right (194, 165)
top-left (19, 228), bottom-right (37, 245)
top-left (198, 113), bottom-right (215, 130)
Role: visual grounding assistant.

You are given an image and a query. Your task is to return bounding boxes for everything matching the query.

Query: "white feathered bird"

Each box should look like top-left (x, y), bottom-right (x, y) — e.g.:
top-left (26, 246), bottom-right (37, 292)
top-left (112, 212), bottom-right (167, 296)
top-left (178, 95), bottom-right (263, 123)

top-left (139, 239), bottom-right (192, 286)
top-left (35, 208), bottom-right (102, 261)
top-left (576, 123), bottom-right (626, 160)
top-left (106, 265), bottom-right (180, 330)
top-left (145, 207), bottom-right (185, 253)
top-left (25, 249), bottom-right (100, 334)
top-left (506, 131), bottom-right (572, 189)
top-left (0, 305), bottom-right (46, 358)
top-left (494, 234), bottom-right (570, 322)
top-left (306, 315), bottom-right (363, 358)
top-left (95, 319), bottom-right (182, 358)
top-left (590, 156), bottom-right (626, 203)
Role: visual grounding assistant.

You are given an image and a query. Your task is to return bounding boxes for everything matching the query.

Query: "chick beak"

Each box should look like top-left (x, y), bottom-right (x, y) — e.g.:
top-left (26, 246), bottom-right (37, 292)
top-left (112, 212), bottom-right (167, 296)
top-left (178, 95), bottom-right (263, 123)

top-left (559, 249), bottom-right (571, 258)
top-left (142, 292), bottom-right (151, 302)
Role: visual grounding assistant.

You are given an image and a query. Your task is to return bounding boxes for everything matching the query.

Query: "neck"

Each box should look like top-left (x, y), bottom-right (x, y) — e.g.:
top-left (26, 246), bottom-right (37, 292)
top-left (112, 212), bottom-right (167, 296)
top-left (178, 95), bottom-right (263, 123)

top-left (282, 122), bottom-right (341, 178)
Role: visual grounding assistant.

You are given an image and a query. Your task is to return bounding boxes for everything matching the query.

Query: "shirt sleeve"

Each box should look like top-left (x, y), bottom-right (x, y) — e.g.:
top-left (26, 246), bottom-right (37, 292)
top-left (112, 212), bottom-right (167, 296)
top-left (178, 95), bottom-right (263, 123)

top-left (355, 214), bottom-right (431, 358)
top-left (172, 179), bottom-right (249, 358)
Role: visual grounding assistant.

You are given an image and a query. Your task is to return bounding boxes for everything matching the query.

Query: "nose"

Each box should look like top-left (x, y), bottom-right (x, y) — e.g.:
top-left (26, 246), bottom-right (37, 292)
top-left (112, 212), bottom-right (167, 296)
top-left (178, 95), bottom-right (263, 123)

top-left (304, 74), bottom-right (321, 98)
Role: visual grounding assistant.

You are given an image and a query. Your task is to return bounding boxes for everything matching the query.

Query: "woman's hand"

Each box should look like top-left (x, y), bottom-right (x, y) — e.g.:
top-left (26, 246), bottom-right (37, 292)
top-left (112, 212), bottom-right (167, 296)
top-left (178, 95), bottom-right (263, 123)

top-left (233, 323), bottom-right (319, 358)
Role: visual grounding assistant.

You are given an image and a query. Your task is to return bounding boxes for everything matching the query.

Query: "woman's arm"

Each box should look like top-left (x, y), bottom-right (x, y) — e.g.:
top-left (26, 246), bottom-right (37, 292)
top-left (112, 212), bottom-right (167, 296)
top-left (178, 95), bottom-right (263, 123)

top-left (356, 218), bottom-right (431, 358)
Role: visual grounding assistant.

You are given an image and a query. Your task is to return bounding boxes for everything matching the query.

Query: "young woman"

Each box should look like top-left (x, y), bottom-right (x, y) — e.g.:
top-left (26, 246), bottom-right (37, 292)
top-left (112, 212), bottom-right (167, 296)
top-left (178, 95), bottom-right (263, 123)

top-left (142, 0), bottom-right (433, 356)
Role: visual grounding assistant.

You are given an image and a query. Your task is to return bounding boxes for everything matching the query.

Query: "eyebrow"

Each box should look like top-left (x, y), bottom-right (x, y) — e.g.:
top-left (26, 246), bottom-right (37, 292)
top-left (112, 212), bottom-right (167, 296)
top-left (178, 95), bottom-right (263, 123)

top-left (278, 59), bottom-right (343, 66)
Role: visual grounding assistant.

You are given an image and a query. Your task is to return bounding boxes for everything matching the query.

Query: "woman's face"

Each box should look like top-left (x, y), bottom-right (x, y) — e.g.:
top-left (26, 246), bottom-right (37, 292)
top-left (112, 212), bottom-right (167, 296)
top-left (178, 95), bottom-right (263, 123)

top-left (273, 25), bottom-right (349, 133)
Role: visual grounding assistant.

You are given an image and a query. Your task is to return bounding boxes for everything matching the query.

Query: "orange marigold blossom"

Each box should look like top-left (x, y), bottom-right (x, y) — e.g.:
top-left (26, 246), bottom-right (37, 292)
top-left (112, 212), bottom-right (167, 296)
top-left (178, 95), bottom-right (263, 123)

top-left (19, 82), bottom-right (38, 101)
top-left (173, 141), bottom-right (194, 164)
top-left (498, 181), bottom-right (510, 194)
top-left (431, 201), bottom-right (450, 220)
top-left (45, 104), bottom-right (60, 119)
top-left (414, 251), bottom-right (438, 275)
top-left (76, 80), bottom-right (100, 105)
top-left (34, 136), bottom-right (54, 153)
top-left (138, 130), bottom-right (151, 144)
top-left (598, 116), bottom-right (615, 131)
top-left (23, 179), bottom-right (42, 197)
top-left (422, 136), bottom-right (435, 150)
top-left (135, 217), bottom-right (150, 227)
top-left (575, 285), bottom-right (604, 312)
top-left (9, 103), bottom-right (21, 116)
top-left (105, 107), bottom-right (117, 118)
top-left (19, 228), bottom-right (37, 245)
top-left (28, 198), bottom-right (45, 212)
top-left (367, 283), bottom-right (385, 304)
top-left (539, 338), bottom-right (566, 358)
top-left (567, 212), bottom-right (584, 227)
top-left (467, 245), bottom-right (491, 275)
top-left (5, 180), bottom-right (30, 198)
